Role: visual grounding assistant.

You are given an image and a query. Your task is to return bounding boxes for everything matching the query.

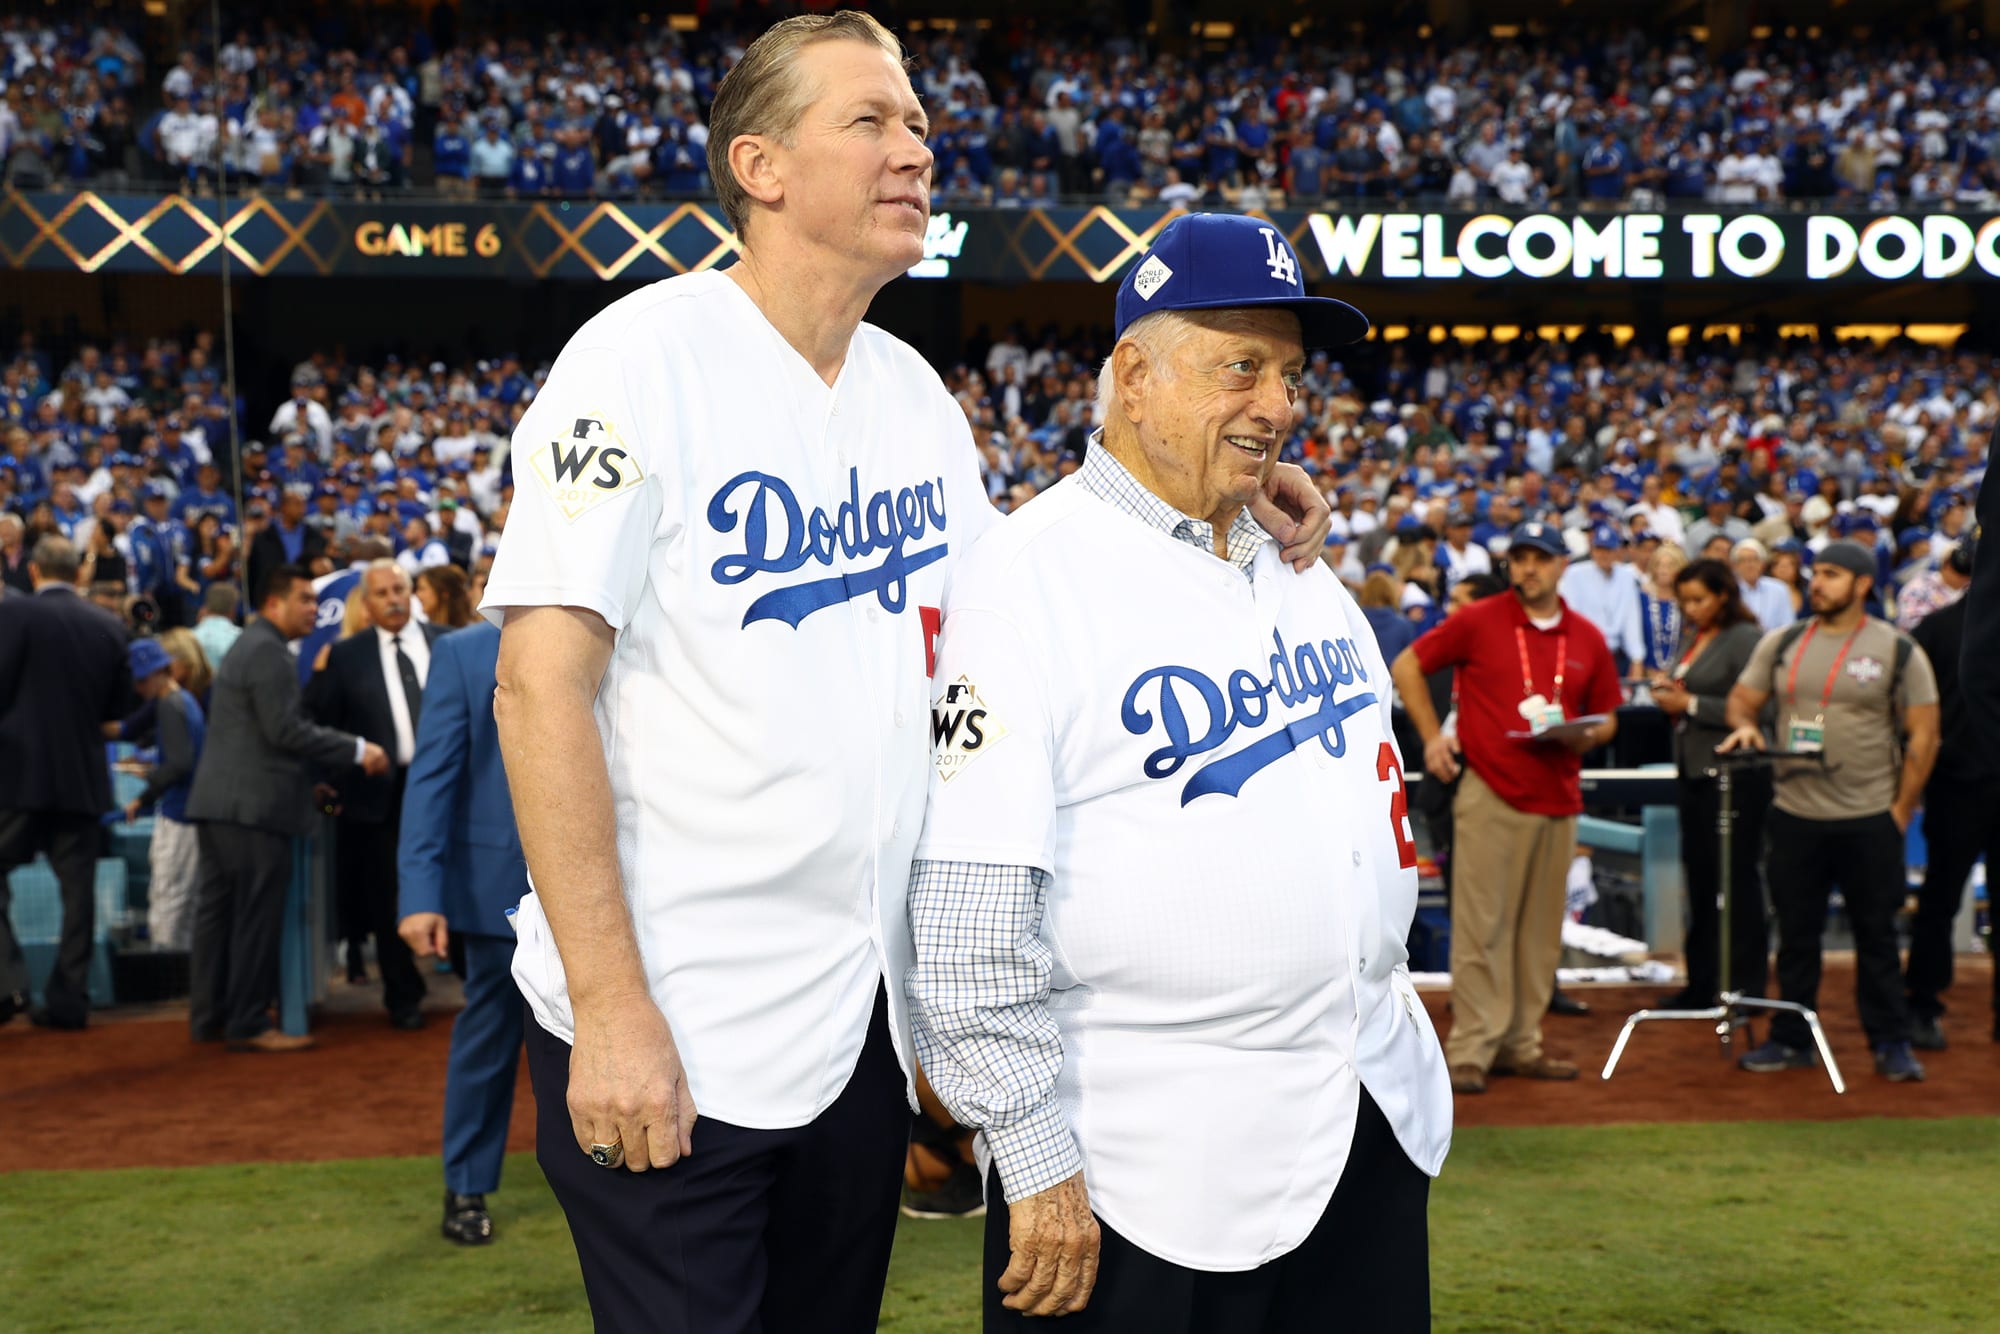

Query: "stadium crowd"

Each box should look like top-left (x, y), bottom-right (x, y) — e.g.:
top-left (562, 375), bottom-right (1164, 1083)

top-left (0, 324), bottom-right (1990, 656)
top-left (9, 13), bottom-right (2000, 209)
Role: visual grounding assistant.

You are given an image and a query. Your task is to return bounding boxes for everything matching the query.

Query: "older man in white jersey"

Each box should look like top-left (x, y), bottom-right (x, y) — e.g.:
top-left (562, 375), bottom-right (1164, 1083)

top-left (909, 213), bottom-right (1453, 1331)
top-left (478, 15), bottom-right (1334, 1332)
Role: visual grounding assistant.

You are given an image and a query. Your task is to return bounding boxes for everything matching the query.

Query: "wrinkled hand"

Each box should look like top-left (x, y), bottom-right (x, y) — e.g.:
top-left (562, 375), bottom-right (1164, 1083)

top-left (999, 1171), bottom-right (1101, 1317)
top-left (1714, 726), bottom-right (1766, 754)
top-left (1423, 731), bottom-right (1462, 783)
top-left (360, 742), bottom-right (390, 777)
top-left (1252, 463), bottom-right (1333, 572)
top-left (398, 911), bottom-right (449, 959)
top-left (312, 781), bottom-right (343, 815)
top-left (123, 799), bottom-right (142, 823)
top-left (568, 999), bottom-right (698, 1172)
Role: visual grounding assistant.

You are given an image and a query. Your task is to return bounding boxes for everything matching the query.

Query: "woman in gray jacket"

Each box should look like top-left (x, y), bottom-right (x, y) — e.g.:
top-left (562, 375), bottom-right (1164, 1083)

top-left (1646, 559), bottom-right (1773, 1009)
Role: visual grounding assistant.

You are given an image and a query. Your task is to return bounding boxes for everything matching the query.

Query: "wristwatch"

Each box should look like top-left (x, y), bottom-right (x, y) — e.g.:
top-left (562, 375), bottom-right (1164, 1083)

top-left (1687, 697), bottom-right (1698, 718)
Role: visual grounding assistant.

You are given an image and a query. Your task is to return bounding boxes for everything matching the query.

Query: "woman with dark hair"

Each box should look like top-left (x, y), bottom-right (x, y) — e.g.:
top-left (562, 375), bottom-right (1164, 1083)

top-left (1646, 558), bottom-right (1773, 1010)
top-left (414, 562), bottom-right (477, 629)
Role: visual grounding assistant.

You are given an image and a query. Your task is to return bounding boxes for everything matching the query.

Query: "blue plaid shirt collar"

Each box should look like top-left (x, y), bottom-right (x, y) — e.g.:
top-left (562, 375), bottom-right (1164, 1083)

top-left (1076, 431), bottom-right (1270, 579)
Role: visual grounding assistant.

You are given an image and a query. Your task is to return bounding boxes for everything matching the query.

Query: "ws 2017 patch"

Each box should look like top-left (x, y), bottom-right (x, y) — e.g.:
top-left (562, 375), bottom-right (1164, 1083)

top-left (932, 676), bottom-right (1008, 783)
top-left (528, 415), bottom-right (644, 521)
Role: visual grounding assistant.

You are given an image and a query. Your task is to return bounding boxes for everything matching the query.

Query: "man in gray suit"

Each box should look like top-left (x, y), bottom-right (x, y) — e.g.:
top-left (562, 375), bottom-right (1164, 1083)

top-left (186, 563), bottom-right (388, 1052)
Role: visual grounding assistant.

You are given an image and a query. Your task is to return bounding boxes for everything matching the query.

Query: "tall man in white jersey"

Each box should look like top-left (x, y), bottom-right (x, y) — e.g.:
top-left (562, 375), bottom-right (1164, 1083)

top-left (478, 15), bottom-right (1334, 1331)
top-left (909, 213), bottom-right (1452, 1330)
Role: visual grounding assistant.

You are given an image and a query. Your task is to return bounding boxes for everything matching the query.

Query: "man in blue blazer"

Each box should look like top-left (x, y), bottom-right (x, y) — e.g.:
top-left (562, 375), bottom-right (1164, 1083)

top-left (396, 620), bottom-right (529, 1245)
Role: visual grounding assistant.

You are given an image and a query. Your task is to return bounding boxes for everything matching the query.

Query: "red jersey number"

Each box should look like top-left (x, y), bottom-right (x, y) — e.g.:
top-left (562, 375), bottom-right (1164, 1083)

top-left (1376, 741), bottom-right (1419, 870)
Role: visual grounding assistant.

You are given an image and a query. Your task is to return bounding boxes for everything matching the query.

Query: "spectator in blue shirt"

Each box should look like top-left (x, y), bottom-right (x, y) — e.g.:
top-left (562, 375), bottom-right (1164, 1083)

top-left (1582, 126), bottom-right (1629, 201)
top-left (433, 120), bottom-right (472, 198)
top-left (509, 142), bottom-right (554, 198)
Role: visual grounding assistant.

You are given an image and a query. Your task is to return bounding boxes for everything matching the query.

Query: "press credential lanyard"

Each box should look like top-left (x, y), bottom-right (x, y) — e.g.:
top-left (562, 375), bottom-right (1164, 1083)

top-left (1783, 619), bottom-right (1863, 751)
top-left (1516, 626), bottom-right (1565, 704)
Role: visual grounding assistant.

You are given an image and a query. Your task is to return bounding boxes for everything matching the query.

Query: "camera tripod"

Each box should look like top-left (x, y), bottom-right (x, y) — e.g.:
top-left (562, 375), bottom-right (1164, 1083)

top-left (1600, 748), bottom-right (1846, 1094)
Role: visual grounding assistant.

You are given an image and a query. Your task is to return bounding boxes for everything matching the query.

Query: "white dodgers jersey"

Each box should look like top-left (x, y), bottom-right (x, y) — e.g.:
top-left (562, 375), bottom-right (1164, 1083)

top-left (916, 475), bottom-right (1453, 1270)
top-left (484, 270), bottom-right (996, 1129)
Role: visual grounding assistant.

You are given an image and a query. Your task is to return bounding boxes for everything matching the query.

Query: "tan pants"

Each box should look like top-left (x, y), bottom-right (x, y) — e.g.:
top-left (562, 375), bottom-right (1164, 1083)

top-left (1446, 768), bottom-right (1576, 1071)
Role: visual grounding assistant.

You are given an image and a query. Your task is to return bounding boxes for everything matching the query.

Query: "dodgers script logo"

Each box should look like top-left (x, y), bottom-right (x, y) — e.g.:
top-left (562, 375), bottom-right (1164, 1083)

top-left (707, 468), bottom-right (949, 628)
top-left (1122, 630), bottom-right (1377, 805)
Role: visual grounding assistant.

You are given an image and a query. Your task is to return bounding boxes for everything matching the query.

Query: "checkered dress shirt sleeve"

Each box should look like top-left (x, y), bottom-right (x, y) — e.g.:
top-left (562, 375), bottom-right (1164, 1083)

top-left (906, 858), bottom-right (1082, 1204)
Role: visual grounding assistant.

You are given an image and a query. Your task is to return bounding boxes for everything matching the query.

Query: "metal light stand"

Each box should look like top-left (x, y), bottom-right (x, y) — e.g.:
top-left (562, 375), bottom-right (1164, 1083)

top-left (1602, 749), bottom-right (1846, 1094)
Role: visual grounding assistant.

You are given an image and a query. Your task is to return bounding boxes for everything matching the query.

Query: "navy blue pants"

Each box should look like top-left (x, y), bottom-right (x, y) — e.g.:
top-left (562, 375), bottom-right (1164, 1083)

top-left (442, 932), bottom-right (523, 1197)
top-left (983, 1086), bottom-right (1431, 1333)
top-left (526, 986), bottom-right (908, 1334)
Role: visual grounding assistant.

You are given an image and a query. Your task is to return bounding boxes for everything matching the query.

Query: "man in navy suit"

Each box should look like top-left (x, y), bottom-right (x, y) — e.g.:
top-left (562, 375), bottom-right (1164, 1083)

top-left (398, 619), bottom-right (529, 1245)
top-left (0, 536), bottom-right (133, 1027)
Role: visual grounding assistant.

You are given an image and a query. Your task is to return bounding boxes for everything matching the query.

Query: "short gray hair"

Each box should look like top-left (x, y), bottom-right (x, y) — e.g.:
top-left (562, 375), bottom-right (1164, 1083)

top-left (1095, 307), bottom-right (1299, 424)
top-left (30, 534), bottom-right (80, 583)
top-left (706, 11), bottom-right (907, 237)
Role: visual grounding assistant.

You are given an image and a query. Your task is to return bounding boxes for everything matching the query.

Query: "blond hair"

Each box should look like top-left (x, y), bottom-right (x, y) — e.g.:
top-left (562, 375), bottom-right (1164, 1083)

top-left (706, 11), bottom-right (907, 236)
top-left (158, 627), bottom-right (212, 698)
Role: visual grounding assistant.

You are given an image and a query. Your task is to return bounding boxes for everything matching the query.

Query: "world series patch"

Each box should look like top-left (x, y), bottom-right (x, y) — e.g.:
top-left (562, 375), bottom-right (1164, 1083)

top-left (528, 414), bottom-right (644, 521)
top-left (932, 675), bottom-right (1008, 782)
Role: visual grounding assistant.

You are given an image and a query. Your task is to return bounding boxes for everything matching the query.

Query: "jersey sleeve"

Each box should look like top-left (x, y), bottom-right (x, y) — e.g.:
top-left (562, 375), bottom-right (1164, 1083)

top-left (915, 603), bottom-right (1057, 874)
top-left (480, 344), bottom-right (665, 633)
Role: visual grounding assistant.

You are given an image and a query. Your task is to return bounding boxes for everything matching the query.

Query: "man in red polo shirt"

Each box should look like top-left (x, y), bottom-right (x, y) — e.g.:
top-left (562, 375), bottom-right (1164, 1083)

top-left (1390, 520), bottom-right (1623, 1094)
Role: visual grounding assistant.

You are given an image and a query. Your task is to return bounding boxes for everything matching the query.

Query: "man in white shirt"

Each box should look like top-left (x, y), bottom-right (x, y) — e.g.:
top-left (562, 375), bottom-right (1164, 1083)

top-left (1558, 522), bottom-right (1646, 671)
top-left (306, 561), bottom-right (448, 1028)
top-left (477, 16), bottom-right (1333, 1334)
top-left (1627, 474), bottom-right (1686, 547)
top-left (1732, 538), bottom-right (1796, 632)
top-left (1489, 145), bottom-right (1535, 204)
top-left (910, 212), bottom-right (1450, 1328)
top-left (1441, 508), bottom-right (1494, 585)
top-left (396, 516), bottom-right (451, 576)
top-left (268, 386), bottom-right (334, 456)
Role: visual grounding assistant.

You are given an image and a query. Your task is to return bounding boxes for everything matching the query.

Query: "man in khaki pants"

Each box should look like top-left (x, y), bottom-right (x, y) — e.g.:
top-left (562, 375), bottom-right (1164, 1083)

top-left (1390, 521), bottom-right (1624, 1093)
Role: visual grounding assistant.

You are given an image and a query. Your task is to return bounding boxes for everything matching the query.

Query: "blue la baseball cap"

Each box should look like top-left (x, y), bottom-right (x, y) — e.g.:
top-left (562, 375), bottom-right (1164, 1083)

top-left (1591, 521), bottom-right (1624, 548)
top-left (1114, 213), bottom-right (1369, 348)
top-left (1508, 520), bottom-right (1568, 557)
top-left (129, 637), bottom-right (172, 681)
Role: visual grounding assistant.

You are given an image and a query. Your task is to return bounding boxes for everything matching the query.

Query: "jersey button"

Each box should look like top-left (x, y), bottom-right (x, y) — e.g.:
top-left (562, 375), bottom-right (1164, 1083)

top-left (1351, 850), bottom-right (1362, 867)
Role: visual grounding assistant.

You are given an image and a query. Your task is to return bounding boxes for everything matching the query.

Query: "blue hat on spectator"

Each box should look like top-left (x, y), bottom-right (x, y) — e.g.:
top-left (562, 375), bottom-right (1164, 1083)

top-left (1114, 213), bottom-right (1369, 348)
top-left (110, 497), bottom-right (134, 514)
top-left (1508, 520), bottom-right (1567, 557)
top-left (1898, 526), bottom-right (1931, 550)
top-left (128, 638), bottom-right (172, 681)
top-left (140, 481), bottom-right (170, 503)
top-left (1323, 531), bottom-right (1349, 547)
top-left (1365, 561), bottom-right (1396, 577)
top-left (1591, 522), bottom-right (1624, 548)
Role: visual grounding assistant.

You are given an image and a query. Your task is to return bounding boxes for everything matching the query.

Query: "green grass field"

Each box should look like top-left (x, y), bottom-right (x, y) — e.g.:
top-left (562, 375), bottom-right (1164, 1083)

top-left (9, 1118), bottom-right (1994, 1332)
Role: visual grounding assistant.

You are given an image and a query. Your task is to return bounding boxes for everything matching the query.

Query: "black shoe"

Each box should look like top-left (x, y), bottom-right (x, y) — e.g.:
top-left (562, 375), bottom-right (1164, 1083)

top-left (442, 1191), bottom-right (493, 1245)
top-left (390, 1008), bottom-right (427, 1031)
top-left (0, 992), bottom-right (25, 1025)
top-left (900, 1161), bottom-right (987, 1220)
top-left (28, 1007), bottom-right (86, 1031)
top-left (1548, 988), bottom-right (1591, 1017)
top-left (1652, 989), bottom-right (1716, 1012)
top-left (1909, 1015), bottom-right (1947, 1051)
top-left (345, 940), bottom-right (367, 985)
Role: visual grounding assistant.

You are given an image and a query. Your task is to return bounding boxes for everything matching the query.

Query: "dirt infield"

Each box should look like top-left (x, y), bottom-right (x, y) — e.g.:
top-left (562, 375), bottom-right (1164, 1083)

top-left (2, 960), bottom-right (1995, 1173)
